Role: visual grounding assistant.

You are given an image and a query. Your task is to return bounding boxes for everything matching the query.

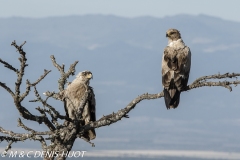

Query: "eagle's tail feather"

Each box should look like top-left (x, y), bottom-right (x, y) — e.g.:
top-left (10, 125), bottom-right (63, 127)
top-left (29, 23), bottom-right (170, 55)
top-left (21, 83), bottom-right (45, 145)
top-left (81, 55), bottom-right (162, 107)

top-left (163, 88), bottom-right (171, 109)
top-left (164, 79), bottom-right (181, 109)
top-left (88, 129), bottom-right (96, 140)
top-left (170, 90), bottom-right (180, 108)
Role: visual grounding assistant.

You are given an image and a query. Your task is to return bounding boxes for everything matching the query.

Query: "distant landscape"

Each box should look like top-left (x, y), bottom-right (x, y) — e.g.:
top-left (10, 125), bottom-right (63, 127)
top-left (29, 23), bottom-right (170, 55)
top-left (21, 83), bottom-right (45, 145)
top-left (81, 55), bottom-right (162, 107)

top-left (0, 14), bottom-right (240, 159)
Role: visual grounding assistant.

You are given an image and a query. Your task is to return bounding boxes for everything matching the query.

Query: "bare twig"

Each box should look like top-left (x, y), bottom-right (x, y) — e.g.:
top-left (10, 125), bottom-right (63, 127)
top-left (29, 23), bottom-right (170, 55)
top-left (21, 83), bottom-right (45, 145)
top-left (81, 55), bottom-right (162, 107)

top-left (192, 72), bottom-right (240, 84)
top-left (187, 80), bottom-right (240, 91)
top-left (50, 55), bottom-right (78, 91)
top-left (33, 87), bottom-right (71, 122)
top-left (42, 91), bottom-right (64, 100)
top-left (31, 69), bottom-right (52, 86)
top-left (0, 58), bottom-right (18, 72)
top-left (0, 82), bottom-right (14, 97)
top-left (0, 126), bottom-right (45, 142)
top-left (11, 41), bottom-right (28, 97)
top-left (4, 141), bottom-right (13, 153)
top-left (19, 70), bottom-right (51, 102)
top-left (17, 118), bottom-right (52, 135)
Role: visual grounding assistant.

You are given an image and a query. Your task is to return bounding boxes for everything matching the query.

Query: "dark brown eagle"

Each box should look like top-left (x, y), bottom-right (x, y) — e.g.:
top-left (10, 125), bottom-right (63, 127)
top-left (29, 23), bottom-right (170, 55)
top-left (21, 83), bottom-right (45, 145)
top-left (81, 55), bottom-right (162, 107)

top-left (162, 29), bottom-right (191, 109)
top-left (63, 70), bottom-right (96, 140)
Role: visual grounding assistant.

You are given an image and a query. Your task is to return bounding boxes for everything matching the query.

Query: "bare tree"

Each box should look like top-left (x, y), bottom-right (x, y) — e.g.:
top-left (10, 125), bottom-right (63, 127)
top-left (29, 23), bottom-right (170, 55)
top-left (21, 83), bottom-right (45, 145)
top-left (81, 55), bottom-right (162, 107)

top-left (0, 41), bottom-right (240, 160)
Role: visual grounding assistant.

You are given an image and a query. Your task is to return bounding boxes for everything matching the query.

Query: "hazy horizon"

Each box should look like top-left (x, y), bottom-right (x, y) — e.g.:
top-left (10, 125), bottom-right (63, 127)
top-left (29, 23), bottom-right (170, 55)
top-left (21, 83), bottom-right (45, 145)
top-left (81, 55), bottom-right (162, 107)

top-left (0, 13), bottom-right (240, 160)
top-left (1, 0), bottom-right (240, 23)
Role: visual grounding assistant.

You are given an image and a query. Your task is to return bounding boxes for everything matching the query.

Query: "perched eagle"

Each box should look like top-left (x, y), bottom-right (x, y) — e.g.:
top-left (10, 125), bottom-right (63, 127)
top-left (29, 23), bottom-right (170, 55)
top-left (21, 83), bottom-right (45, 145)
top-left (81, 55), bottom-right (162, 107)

top-left (64, 70), bottom-right (96, 140)
top-left (162, 29), bottom-right (191, 109)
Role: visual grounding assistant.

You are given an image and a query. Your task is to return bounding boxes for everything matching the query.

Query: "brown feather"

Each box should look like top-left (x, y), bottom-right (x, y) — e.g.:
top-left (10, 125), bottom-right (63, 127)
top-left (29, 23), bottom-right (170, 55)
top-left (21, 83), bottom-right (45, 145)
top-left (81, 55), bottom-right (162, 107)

top-left (162, 29), bottom-right (191, 109)
top-left (64, 71), bottom-right (96, 140)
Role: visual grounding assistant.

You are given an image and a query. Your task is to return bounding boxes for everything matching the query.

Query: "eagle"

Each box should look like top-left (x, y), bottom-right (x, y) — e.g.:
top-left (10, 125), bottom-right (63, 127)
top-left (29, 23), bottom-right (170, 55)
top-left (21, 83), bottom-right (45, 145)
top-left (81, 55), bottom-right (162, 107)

top-left (162, 29), bottom-right (191, 109)
top-left (63, 70), bottom-right (96, 140)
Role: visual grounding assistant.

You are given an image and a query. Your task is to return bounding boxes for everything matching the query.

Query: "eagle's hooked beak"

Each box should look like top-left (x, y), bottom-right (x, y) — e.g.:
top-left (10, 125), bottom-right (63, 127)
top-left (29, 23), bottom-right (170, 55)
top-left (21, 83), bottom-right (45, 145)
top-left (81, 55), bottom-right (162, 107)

top-left (87, 73), bottom-right (93, 79)
top-left (166, 33), bottom-right (169, 37)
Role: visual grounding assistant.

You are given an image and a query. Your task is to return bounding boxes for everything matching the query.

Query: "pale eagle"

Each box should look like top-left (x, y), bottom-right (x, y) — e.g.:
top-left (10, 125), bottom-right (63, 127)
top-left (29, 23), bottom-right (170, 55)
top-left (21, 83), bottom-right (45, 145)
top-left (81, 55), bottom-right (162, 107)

top-left (162, 29), bottom-right (191, 109)
top-left (64, 70), bottom-right (96, 140)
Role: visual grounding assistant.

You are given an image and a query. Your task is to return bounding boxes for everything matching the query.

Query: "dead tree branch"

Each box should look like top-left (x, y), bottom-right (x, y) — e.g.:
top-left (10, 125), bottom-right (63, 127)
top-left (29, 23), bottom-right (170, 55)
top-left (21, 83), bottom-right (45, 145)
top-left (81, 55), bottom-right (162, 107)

top-left (1, 41), bottom-right (240, 160)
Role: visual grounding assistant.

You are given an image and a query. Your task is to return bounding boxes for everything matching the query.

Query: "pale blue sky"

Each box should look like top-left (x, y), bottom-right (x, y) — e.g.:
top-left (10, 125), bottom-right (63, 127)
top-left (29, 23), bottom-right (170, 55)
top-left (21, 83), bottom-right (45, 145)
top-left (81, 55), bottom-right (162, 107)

top-left (0, 0), bottom-right (239, 22)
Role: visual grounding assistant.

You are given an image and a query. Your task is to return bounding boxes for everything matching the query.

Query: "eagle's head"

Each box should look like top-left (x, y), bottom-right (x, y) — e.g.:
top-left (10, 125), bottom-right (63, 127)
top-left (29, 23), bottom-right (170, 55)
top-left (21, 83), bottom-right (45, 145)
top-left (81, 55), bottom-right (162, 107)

top-left (166, 29), bottom-right (181, 41)
top-left (76, 70), bottom-right (93, 83)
